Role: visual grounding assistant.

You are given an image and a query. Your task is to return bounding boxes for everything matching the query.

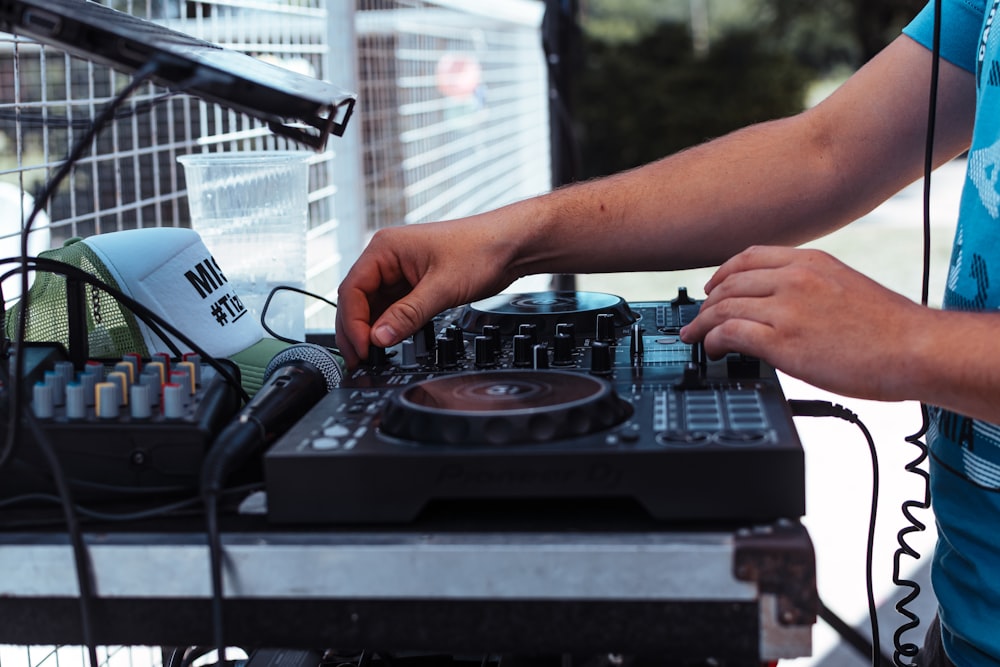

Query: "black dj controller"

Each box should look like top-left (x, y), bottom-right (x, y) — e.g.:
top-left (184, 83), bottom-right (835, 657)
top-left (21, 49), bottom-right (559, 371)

top-left (264, 289), bottom-right (805, 524)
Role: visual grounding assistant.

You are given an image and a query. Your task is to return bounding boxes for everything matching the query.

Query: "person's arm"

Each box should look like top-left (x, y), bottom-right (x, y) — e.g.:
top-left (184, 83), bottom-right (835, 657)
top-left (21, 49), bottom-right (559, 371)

top-left (336, 35), bottom-right (975, 367)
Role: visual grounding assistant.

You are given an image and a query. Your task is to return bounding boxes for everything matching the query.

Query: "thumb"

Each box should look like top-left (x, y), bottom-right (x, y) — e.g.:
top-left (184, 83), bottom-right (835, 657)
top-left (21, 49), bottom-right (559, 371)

top-left (370, 289), bottom-right (446, 348)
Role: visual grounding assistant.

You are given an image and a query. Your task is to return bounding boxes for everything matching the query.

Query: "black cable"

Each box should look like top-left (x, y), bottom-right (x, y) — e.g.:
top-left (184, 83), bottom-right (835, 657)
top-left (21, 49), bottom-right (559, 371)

top-left (890, 1), bottom-right (943, 663)
top-left (1, 57), bottom-right (222, 667)
top-left (2, 58), bottom-right (167, 667)
top-left (0, 90), bottom-right (185, 128)
top-left (260, 284), bottom-right (338, 347)
top-left (180, 646), bottom-right (219, 667)
top-left (920, 0), bottom-right (943, 310)
top-left (0, 483), bottom-right (263, 525)
top-left (204, 490), bottom-right (228, 664)
top-left (6, 57), bottom-right (166, 465)
top-left (789, 399), bottom-right (886, 667)
top-left (0, 256), bottom-right (249, 412)
top-left (892, 413), bottom-right (931, 667)
top-left (163, 647), bottom-right (187, 667)
top-left (5, 63), bottom-right (236, 667)
top-left (0, 255), bottom-right (255, 661)
top-left (0, 357), bottom-right (100, 667)
top-left (0, 261), bottom-right (186, 362)
top-left (818, 599), bottom-right (894, 667)
top-left (9, 61), bottom-right (214, 373)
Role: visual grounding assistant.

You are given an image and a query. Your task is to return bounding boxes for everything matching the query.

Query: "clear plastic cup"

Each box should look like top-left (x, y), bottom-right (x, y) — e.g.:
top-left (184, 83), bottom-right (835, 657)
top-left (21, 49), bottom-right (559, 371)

top-left (178, 151), bottom-right (310, 341)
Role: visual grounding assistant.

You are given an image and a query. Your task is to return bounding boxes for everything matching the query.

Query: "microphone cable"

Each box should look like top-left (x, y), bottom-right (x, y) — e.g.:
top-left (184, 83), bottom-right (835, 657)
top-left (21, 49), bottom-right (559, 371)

top-left (1, 57), bottom-right (166, 667)
top-left (892, 0), bottom-right (943, 664)
top-left (892, 411), bottom-right (932, 667)
top-left (788, 399), bottom-right (890, 667)
top-left (2, 56), bottom-right (220, 667)
top-left (200, 345), bottom-right (340, 662)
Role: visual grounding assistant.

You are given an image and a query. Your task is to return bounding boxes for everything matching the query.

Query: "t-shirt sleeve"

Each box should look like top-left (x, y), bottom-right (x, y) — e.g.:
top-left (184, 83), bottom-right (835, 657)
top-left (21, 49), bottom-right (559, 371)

top-left (902, 0), bottom-right (987, 73)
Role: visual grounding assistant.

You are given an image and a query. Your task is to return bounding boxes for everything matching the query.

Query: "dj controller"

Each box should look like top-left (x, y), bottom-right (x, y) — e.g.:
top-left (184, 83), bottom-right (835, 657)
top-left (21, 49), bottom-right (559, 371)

top-left (264, 289), bottom-right (805, 525)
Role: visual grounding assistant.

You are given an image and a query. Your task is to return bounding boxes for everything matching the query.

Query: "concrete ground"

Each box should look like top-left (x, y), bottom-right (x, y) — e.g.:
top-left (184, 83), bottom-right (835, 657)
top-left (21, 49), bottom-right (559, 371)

top-left (573, 158), bottom-right (966, 666)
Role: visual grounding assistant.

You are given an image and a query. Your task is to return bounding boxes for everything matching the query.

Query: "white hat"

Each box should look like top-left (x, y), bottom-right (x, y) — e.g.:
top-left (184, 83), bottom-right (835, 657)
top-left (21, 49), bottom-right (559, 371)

top-left (9, 227), bottom-right (308, 394)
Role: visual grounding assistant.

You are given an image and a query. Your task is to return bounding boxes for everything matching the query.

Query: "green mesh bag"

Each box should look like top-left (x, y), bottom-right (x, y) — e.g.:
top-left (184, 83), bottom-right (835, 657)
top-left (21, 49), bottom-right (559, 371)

top-left (5, 237), bottom-right (150, 359)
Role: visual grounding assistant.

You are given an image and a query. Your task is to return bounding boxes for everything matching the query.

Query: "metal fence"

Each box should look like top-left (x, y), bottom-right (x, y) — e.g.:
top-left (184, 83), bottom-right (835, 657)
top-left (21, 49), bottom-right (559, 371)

top-left (0, 0), bottom-right (549, 657)
top-left (0, 0), bottom-right (549, 333)
top-left (0, 0), bottom-right (355, 331)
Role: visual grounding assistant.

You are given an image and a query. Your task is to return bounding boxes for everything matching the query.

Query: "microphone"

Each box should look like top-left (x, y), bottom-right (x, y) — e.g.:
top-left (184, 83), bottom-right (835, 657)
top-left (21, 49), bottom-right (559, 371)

top-left (200, 343), bottom-right (342, 495)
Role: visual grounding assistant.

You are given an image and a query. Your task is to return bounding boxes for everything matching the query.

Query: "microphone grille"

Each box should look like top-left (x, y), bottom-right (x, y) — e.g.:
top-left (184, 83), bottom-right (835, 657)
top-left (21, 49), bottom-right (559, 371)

top-left (264, 343), bottom-right (343, 391)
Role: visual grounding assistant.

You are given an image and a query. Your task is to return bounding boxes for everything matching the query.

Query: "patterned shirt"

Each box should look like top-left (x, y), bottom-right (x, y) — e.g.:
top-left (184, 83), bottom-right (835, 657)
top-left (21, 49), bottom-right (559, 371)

top-left (905, 1), bottom-right (1000, 664)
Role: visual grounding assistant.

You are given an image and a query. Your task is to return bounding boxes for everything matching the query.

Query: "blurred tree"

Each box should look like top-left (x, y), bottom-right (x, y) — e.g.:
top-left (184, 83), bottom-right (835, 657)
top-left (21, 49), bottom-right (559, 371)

top-left (573, 22), bottom-right (810, 178)
top-left (757, 0), bottom-right (927, 68)
top-left (570, 0), bottom-right (925, 178)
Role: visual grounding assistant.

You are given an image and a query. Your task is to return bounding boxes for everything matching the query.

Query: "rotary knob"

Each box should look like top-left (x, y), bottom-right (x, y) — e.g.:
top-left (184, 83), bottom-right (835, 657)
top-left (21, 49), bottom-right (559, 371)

top-left (532, 344), bottom-right (550, 369)
top-left (474, 335), bottom-right (498, 368)
top-left (482, 325), bottom-right (502, 354)
top-left (368, 344), bottom-right (388, 368)
top-left (399, 339), bottom-right (420, 369)
top-left (512, 334), bottom-right (533, 367)
top-left (444, 325), bottom-right (464, 357)
top-left (435, 334), bottom-right (459, 368)
top-left (596, 313), bottom-right (616, 343)
top-left (552, 332), bottom-right (575, 366)
top-left (518, 323), bottom-right (538, 346)
top-left (556, 322), bottom-right (576, 347)
top-left (590, 340), bottom-right (613, 376)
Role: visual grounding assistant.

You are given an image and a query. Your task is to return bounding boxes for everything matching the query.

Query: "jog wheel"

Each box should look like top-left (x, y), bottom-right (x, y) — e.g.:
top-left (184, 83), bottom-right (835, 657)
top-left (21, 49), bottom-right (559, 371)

top-left (454, 291), bottom-right (636, 340)
top-left (378, 370), bottom-right (633, 446)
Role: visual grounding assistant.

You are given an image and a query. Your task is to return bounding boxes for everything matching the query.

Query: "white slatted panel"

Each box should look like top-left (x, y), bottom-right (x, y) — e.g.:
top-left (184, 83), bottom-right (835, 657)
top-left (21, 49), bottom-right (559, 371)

top-left (357, 0), bottom-right (549, 230)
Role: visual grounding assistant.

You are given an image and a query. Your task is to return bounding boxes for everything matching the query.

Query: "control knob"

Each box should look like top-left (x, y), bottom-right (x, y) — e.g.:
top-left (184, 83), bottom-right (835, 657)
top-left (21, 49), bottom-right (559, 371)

top-left (512, 334), bottom-right (533, 368)
top-left (435, 334), bottom-right (459, 368)
top-left (590, 341), bottom-right (613, 376)
top-left (552, 332), bottom-right (575, 366)
top-left (474, 336), bottom-right (497, 368)
top-left (596, 313), bottom-right (616, 343)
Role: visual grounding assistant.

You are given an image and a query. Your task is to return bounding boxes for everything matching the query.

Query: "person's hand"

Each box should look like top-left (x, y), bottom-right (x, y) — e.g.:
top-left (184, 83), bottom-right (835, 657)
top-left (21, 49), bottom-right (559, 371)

top-left (679, 245), bottom-right (927, 402)
top-left (335, 217), bottom-right (517, 368)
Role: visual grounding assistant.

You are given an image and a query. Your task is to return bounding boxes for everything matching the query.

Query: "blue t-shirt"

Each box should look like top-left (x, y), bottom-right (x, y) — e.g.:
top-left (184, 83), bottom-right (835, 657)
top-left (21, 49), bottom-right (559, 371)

top-left (904, 2), bottom-right (1000, 664)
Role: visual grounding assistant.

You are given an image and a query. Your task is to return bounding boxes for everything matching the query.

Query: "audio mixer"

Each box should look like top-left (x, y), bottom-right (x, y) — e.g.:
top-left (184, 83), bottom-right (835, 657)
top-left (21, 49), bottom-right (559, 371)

top-left (264, 289), bottom-right (805, 524)
top-left (0, 344), bottom-right (243, 499)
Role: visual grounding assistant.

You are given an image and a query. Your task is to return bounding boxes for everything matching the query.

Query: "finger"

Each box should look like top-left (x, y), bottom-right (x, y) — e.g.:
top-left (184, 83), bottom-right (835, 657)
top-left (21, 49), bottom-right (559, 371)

top-left (335, 228), bottom-right (424, 365)
top-left (335, 283), bottom-right (372, 368)
top-left (681, 289), bottom-right (789, 361)
top-left (704, 245), bottom-right (801, 294)
top-left (682, 297), bottom-right (779, 361)
top-left (682, 267), bottom-right (782, 344)
top-left (700, 314), bottom-right (777, 360)
top-left (369, 274), bottom-right (468, 348)
top-left (370, 297), bottom-right (426, 348)
top-left (336, 251), bottom-right (396, 367)
top-left (699, 267), bottom-right (780, 310)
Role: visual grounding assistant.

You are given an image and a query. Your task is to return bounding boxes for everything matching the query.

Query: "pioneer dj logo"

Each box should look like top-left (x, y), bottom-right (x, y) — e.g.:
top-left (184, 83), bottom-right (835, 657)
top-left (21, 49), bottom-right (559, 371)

top-left (485, 384), bottom-right (527, 397)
